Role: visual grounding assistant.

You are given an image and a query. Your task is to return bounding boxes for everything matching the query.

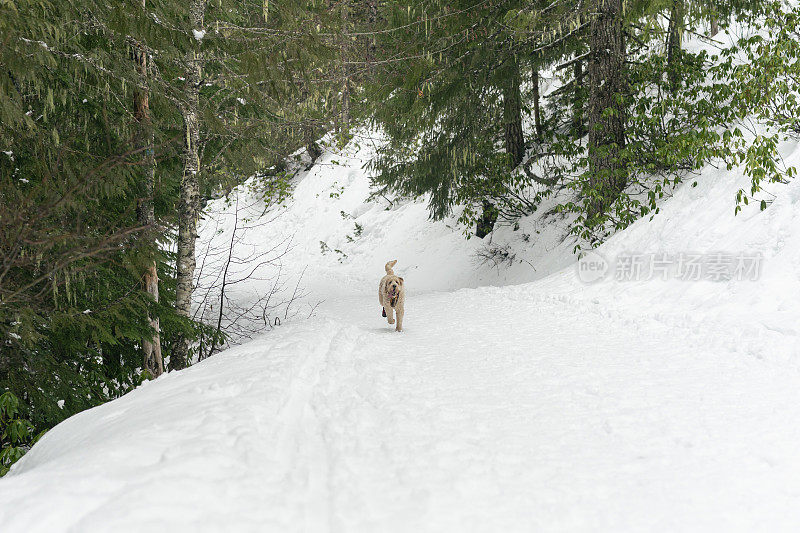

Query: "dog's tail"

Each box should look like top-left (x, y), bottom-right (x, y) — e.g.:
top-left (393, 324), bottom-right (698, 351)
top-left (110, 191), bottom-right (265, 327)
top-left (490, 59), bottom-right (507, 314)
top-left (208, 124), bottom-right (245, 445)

top-left (385, 260), bottom-right (397, 274)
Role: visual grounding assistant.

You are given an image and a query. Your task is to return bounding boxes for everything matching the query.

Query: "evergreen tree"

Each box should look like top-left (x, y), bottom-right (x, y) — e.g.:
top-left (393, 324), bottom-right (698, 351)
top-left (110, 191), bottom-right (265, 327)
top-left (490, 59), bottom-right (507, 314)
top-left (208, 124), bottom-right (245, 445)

top-left (0, 0), bottom-right (182, 439)
top-left (584, 0), bottom-right (627, 225)
top-left (0, 0), bottom-right (333, 471)
top-left (368, 0), bottom-right (543, 235)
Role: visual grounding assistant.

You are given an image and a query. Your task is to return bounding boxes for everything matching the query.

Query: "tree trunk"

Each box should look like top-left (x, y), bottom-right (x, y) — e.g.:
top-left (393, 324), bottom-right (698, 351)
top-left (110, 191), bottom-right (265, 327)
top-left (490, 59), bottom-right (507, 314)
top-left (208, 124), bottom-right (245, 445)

top-left (475, 56), bottom-right (525, 238)
top-left (132, 0), bottom-right (163, 378)
top-left (300, 84), bottom-right (321, 165)
top-left (476, 56), bottom-right (524, 238)
top-left (141, 265), bottom-right (163, 374)
top-left (503, 58), bottom-right (525, 169)
top-left (475, 200), bottom-right (498, 239)
top-left (667, 0), bottom-right (684, 93)
top-left (173, 0), bottom-right (205, 371)
top-left (710, 16), bottom-right (719, 37)
top-left (365, 0), bottom-right (379, 75)
top-left (573, 14), bottom-right (586, 139)
top-left (573, 59), bottom-right (585, 138)
top-left (339, 0), bottom-right (351, 137)
top-left (305, 126), bottom-right (322, 164)
top-left (531, 65), bottom-right (543, 141)
top-left (586, 0), bottom-right (627, 224)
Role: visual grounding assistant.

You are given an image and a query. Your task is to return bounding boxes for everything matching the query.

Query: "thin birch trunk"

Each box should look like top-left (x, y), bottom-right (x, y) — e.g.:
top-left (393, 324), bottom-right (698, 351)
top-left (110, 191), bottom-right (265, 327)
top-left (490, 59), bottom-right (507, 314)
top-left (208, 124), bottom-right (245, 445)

top-left (173, 0), bottom-right (205, 370)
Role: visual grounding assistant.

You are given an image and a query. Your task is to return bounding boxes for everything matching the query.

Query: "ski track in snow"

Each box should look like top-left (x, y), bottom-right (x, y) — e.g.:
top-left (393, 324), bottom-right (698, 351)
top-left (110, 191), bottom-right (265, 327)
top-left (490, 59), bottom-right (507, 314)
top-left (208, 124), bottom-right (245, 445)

top-left (2, 288), bottom-right (800, 531)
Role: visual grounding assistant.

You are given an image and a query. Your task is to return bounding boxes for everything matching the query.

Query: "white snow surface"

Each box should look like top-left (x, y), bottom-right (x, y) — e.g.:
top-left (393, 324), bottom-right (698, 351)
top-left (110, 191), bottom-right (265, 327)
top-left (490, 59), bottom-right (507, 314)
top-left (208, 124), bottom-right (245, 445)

top-left (2, 130), bottom-right (800, 532)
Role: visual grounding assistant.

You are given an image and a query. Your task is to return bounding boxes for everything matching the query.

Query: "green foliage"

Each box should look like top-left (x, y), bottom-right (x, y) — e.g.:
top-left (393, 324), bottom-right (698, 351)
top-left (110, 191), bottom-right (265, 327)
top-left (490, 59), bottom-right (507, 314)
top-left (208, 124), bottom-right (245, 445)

top-left (367, 0), bottom-right (533, 227)
top-left (192, 0), bottom-right (334, 200)
top-left (558, 4), bottom-right (797, 247)
top-left (0, 392), bottom-right (41, 476)
top-left (0, 0), bottom-right (333, 439)
top-left (0, 0), bottom-right (167, 436)
top-left (719, 1), bottom-right (800, 210)
top-left (367, 0), bottom-right (797, 247)
top-left (561, 45), bottom-right (741, 244)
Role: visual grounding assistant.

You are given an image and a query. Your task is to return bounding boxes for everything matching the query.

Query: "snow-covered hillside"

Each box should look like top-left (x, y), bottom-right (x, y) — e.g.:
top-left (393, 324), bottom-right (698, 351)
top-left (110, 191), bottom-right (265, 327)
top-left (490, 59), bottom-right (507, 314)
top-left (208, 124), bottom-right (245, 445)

top-left (1, 130), bottom-right (799, 532)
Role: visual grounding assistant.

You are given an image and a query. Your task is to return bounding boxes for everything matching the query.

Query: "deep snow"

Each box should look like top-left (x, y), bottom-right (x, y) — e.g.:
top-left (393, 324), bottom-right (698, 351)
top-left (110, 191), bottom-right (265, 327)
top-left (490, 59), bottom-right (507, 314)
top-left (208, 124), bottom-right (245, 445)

top-left (1, 127), bottom-right (800, 531)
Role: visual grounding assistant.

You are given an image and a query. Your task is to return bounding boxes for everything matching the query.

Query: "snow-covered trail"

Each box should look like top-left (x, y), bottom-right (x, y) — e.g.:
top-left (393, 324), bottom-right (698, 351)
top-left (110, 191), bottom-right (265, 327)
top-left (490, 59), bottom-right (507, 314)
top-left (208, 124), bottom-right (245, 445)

top-left (4, 285), bottom-right (800, 532)
top-left (4, 131), bottom-right (800, 530)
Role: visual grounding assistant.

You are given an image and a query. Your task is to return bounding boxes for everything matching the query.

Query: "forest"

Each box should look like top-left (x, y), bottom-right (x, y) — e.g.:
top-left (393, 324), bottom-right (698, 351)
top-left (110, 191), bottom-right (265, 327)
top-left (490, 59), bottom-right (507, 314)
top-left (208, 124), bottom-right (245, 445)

top-left (2, 0), bottom-right (799, 480)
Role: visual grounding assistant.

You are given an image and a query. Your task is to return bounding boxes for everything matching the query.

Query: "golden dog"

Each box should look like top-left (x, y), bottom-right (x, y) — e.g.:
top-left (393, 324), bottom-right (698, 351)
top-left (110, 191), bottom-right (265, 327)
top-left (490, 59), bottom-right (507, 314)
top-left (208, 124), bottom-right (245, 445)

top-left (378, 260), bottom-right (405, 332)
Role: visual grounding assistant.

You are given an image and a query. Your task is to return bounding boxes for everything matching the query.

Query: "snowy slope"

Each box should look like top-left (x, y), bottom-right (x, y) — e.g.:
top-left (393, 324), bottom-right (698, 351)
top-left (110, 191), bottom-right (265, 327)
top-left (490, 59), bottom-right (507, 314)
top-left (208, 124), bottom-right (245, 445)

top-left (1, 129), bottom-right (800, 532)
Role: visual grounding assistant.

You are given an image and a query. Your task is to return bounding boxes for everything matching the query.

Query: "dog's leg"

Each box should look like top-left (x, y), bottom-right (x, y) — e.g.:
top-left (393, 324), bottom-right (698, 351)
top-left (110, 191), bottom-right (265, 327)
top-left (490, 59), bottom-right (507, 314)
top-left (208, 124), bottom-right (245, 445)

top-left (386, 305), bottom-right (395, 325)
top-left (395, 303), bottom-right (403, 332)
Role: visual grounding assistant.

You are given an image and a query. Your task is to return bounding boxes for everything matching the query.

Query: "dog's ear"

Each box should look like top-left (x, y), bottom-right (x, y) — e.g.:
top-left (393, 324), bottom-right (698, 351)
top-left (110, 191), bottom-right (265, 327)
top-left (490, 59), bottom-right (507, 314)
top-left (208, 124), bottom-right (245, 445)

top-left (398, 277), bottom-right (404, 284)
